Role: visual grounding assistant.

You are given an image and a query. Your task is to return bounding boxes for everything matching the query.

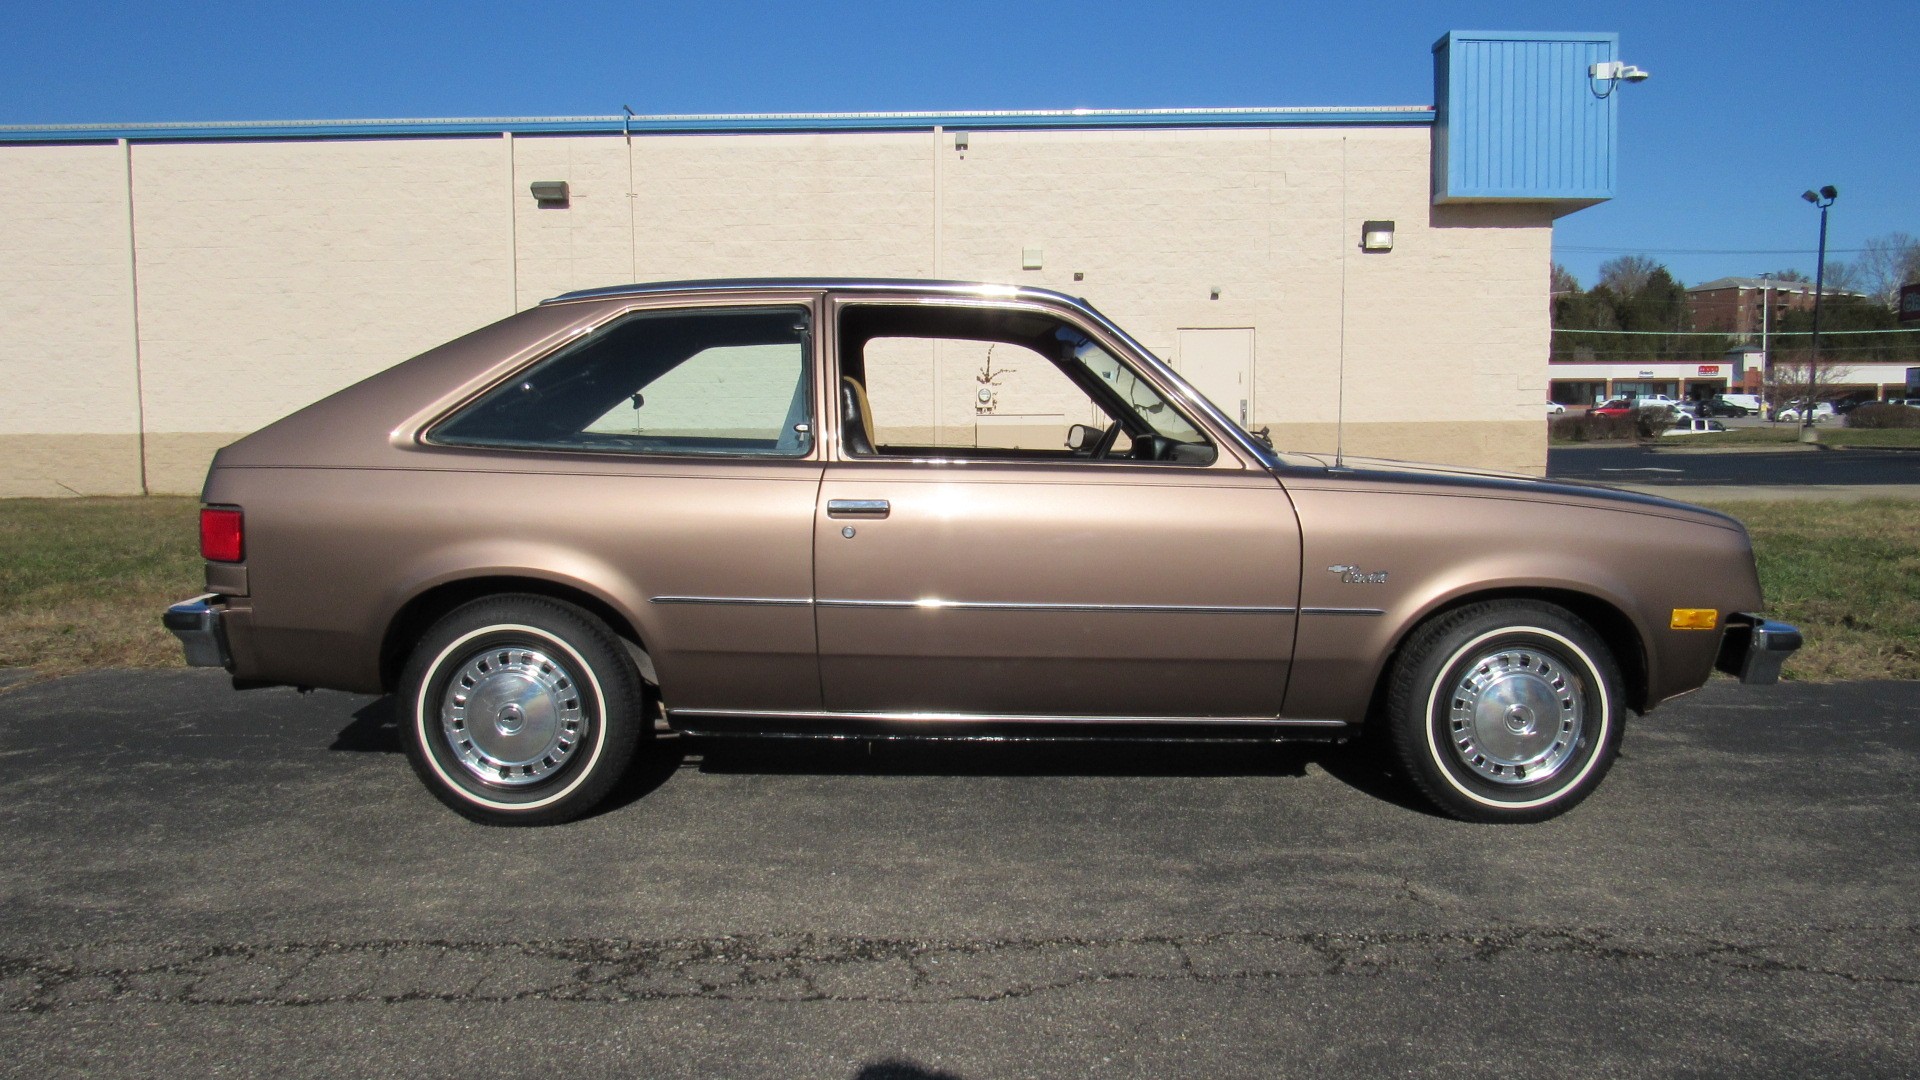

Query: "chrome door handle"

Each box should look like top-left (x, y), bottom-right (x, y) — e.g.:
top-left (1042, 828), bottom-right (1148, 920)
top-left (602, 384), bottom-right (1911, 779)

top-left (826, 499), bottom-right (890, 518)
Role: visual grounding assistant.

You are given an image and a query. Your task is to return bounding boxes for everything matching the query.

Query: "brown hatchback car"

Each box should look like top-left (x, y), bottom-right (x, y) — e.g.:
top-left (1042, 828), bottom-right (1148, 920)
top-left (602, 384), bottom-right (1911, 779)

top-left (165, 279), bottom-right (1799, 825)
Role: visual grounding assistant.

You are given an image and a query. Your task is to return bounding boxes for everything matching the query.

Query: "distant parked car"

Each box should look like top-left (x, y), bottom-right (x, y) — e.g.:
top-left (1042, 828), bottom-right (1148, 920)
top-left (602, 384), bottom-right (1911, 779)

top-left (1662, 416), bottom-right (1729, 437)
top-left (1546, 401), bottom-right (1567, 415)
top-left (1586, 399), bottom-right (1635, 419)
top-left (1776, 401), bottom-right (1836, 423)
top-left (1717, 393), bottom-right (1763, 413)
top-left (1692, 398), bottom-right (1750, 418)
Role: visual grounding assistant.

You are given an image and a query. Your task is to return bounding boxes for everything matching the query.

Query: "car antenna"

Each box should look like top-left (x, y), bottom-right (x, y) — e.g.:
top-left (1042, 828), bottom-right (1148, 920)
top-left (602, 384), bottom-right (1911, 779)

top-left (1334, 136), bottom-right (1349, 469)
top-left (622, 105), bottom-right (638, 282)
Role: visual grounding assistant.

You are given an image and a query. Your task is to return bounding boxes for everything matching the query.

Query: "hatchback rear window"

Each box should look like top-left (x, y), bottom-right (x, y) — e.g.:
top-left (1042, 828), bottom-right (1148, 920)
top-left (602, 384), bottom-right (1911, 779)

top-left (431, 305), bottom-right (812, 457)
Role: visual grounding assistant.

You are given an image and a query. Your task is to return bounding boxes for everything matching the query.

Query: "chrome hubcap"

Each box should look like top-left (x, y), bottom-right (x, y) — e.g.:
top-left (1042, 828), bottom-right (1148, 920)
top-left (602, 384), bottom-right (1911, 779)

top-left (1446, 646), bottom-right (1583, 785)
top-left (440, 646), bottom-right (585, 786)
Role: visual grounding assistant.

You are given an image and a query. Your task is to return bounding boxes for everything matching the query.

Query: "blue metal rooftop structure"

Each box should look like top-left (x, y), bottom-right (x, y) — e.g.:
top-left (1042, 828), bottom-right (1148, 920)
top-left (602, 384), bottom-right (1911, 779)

top-left (2, 31), bottom-right (1624, 214)
top-left (1432, 30), bottom-right (1622, 213)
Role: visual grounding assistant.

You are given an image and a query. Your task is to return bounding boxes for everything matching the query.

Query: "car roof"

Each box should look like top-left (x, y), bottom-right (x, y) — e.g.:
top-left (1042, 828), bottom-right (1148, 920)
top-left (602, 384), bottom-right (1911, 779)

top-left (541, 278), bottom-right (1090, 308)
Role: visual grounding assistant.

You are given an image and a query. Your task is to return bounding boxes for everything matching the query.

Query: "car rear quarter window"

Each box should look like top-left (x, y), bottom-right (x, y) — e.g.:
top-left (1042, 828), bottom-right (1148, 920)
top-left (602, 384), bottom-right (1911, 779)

top-left (431, 306), bottom-right (812, 457)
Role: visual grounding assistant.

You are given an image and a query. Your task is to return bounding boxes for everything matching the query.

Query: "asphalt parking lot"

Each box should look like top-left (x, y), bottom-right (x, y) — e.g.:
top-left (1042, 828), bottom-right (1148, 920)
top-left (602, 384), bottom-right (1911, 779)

top-left (3, 671), bottom-right (1917, 1078)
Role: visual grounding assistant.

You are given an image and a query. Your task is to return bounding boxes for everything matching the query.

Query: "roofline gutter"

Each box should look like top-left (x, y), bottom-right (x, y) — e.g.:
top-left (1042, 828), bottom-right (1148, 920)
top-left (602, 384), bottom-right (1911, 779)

top-left (0, 106), bottom-right (1435, 145)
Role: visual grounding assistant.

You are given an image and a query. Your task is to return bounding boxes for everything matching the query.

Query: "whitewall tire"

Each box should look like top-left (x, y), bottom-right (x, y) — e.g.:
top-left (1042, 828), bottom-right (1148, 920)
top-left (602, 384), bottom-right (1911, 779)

top-left (399, 595), bottom-right (645, 826)
top-left (1385, 601), bottom-right (1625, 823)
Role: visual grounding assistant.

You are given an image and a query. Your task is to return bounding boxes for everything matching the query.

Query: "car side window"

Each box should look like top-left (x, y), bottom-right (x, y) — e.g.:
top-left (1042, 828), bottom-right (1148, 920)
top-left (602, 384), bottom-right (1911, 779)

top-left (431, 306), bottom-right (812, 457)
top-left (838, 303), bottom-right (1215, 464)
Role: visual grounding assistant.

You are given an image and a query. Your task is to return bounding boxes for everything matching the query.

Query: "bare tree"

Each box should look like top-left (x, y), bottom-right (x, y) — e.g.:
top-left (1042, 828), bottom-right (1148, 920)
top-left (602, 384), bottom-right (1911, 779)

top-left (1769, 268), bottom-right (1812, 283)
top-left (1597, 254), bottom-right (1661, 295)
top-left (1855, 232), bottom-right (1920, 310)
top-left (1822, 259), bottom-right (1865, 295)
top-left (1549, 263), bottom-right (1580, 315)
top-left (1767, 353), bottom-right (1854, 416)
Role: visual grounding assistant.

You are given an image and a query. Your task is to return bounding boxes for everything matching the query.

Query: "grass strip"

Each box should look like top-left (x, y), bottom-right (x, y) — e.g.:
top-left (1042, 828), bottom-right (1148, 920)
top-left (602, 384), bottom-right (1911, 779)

top-left (1697, 499), bottom-right (1920, 681)
top-left (0, 495), bottom-right (1913, 683)
top-left (1822, 428), bottom-right (1920, 448)
top-left (0, 497), bottom-right (201, 677)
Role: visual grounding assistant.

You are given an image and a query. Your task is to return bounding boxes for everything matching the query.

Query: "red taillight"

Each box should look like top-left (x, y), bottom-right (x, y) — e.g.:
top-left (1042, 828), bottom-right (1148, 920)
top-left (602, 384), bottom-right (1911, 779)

top-left (200, 508), bottom-right (244, 563)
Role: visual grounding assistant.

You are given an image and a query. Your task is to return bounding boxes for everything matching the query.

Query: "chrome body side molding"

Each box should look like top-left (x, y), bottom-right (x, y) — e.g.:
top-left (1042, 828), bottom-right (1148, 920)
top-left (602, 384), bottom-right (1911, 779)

top-left (651, 595), bottom-right (1307, 615)
top-left (649, 595), bottom-right (814, 607)
top-left (668, 706), bottom-right (1347, 728)
top-left (814, 599), bottom-right (1298, 615)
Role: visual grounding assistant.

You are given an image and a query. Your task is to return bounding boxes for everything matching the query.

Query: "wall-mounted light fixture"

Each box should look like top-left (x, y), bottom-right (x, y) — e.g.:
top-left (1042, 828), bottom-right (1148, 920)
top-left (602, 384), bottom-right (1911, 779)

top-left (1360, 220), bottom-right (1395, 252)
top-left (529, 180), bottom-right (570, 207)
top-left (954, 131), bottom-right (969, 152)
top-left (1588, 60), bottom-right (1650, 98)
top-left (1022, 247), bottom-right (1043, 270)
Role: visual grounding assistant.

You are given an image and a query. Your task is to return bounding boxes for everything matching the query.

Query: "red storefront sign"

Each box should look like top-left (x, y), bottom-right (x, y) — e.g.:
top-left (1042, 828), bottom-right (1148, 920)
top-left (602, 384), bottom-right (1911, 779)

top-left (1697, 365), bottom-right (1720, 376)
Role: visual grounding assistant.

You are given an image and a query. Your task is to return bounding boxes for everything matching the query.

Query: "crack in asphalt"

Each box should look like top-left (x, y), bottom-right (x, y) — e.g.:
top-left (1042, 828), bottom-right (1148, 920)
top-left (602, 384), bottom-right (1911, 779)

top-left (6, 925), bottom-right (1916, 1013)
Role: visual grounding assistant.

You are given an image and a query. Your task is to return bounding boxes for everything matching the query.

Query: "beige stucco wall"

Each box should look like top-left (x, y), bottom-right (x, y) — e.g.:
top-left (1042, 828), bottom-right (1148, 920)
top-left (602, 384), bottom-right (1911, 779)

top-left (0, 122), bottom-right (1553, 496)
top-left (127, 137), bottom-right (516, 492)
top-left (937, 127), bottom-right (1551, 474)
top-left (0, 142), bottom-right (144, 495)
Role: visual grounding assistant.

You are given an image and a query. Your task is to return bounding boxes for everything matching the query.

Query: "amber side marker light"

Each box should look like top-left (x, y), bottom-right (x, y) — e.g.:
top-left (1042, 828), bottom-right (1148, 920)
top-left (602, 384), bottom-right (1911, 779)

top-left (1671, 608), bottom-right (1719, 631)
top-left (200, 508), bottom-right (244, 563)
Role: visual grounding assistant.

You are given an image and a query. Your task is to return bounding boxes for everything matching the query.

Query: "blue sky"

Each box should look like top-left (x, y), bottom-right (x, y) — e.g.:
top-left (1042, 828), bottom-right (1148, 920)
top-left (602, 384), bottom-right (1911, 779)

top-left (3, 0), bottom-right (1909, 289)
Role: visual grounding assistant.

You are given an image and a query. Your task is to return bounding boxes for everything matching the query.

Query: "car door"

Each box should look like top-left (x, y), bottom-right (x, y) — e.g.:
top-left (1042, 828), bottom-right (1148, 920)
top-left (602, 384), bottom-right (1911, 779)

top-left (811, 296), bottom-right (1302, 720)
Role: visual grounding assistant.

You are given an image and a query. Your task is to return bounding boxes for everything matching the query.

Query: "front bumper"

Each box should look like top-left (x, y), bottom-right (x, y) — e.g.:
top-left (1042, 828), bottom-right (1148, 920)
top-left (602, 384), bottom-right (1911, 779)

top-left (163, 594), bottom-right (231, 668)
top-left (1715, 613), bottom-right (1803, 685)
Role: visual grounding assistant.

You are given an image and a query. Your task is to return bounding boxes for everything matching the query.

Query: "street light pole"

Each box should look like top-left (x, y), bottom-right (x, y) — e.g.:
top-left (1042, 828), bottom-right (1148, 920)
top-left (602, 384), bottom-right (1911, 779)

top-left (1759, 272), bottom-right (1773, 409)
top-left (1800, 185), bottom-right (1838, 441)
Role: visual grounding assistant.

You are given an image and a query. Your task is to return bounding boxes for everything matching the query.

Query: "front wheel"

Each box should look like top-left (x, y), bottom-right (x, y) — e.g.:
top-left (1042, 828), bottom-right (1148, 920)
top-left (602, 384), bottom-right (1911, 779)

top-left (400, 595), bottom-right (646, 825)
top-left (1384, 601), bottom-right (1625, 823)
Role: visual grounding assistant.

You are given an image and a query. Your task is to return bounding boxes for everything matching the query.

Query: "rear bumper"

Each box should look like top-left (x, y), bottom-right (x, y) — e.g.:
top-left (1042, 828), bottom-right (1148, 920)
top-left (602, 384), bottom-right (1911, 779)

top-left (163, 594), bottom-right (232, 669)
top-left (1715, 613), bottom-right (1803, 685)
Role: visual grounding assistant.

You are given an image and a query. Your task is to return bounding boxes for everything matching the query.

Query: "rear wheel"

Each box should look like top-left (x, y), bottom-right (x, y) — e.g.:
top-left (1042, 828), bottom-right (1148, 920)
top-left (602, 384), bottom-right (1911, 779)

top-left (1385, 601), bottom-right (1625, 823)
top-left (400, 595), bottom-right (645, 825)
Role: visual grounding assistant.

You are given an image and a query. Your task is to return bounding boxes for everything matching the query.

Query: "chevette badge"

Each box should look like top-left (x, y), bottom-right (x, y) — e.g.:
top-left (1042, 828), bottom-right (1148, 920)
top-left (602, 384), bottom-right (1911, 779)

top-left (1327, 564), bottom-right (1390, 584)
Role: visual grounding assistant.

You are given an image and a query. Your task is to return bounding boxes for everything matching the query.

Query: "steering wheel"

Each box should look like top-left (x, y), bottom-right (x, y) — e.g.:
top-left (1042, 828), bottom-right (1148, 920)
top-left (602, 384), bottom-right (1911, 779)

top-left (1090, 421), bottom-right (1124, 459)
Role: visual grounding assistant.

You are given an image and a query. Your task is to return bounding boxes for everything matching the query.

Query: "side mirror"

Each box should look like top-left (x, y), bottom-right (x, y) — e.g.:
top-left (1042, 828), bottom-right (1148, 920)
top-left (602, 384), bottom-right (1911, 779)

top-left (1065, 423), bottom-right (1102, 451)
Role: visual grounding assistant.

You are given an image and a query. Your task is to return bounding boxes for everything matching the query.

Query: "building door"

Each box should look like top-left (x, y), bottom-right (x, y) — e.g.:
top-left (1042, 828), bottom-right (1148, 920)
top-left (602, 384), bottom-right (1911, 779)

top-left (1178, 328), bottom-right (1255, 427)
